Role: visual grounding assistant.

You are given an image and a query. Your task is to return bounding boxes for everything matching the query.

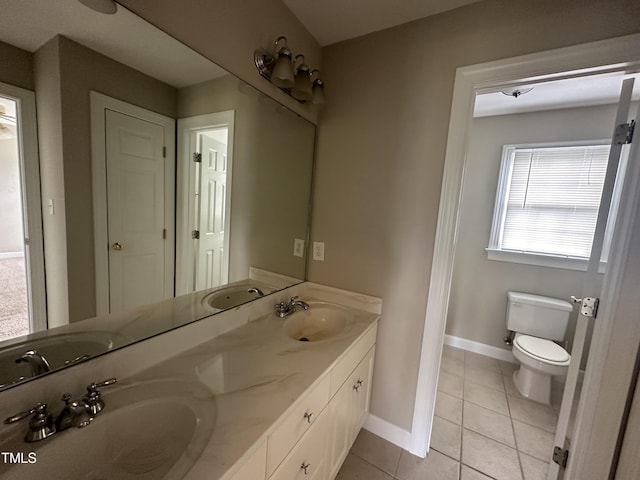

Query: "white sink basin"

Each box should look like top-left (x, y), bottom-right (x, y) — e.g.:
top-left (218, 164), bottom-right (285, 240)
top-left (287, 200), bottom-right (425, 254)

top-left (0, 380), bottom-right (215, 480)
top-left (200, 281), bottom-right (275, 311)
top-left (283, 303), bottom-right (348, 342)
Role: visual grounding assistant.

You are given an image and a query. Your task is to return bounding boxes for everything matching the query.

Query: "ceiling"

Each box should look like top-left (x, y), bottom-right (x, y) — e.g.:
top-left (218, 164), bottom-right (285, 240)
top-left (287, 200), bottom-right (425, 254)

top-left (0, 0), bottom-right (224, 88)
top-left (282, 0), bottom-right (483, 46)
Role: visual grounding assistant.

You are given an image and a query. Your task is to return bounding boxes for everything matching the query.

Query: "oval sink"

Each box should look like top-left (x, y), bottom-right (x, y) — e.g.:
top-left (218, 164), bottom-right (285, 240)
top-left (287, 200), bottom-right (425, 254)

top-left (0, 380), bottom-right (215, 480)
top-left (201, 281), bottom-right (274, 311)
top-left (283, 304), bottom-right (348, 342)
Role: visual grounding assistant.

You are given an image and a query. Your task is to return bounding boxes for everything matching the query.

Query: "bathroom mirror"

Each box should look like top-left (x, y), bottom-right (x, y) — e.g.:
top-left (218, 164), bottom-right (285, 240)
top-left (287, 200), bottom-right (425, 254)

top-left (0, 0), bottom-right (315, 390)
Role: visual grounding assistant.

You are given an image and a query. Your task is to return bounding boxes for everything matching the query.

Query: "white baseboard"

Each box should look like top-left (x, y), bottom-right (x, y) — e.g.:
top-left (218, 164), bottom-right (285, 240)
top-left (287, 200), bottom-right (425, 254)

top-left (0, 252), bottom-right (24, 260)
top-left (363, 413), bottom-right (412, 450)
top-left (444, 334), bottom-right (517, 363)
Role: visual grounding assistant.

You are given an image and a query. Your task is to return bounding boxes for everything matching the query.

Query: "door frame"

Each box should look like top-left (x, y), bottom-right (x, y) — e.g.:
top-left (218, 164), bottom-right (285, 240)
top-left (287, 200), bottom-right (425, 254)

top-left (175, 111), bottom-right (235, 295)
top-left (409, 32), bottom-right (640, 475)
top-left (0, 81), bottom-right (46, 333)
top-left (90, 92), bottom-right (176, 315)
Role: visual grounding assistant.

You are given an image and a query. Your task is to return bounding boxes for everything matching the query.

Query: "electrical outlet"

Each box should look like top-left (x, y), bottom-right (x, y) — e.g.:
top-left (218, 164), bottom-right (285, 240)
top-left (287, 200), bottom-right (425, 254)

top-left (293, 238), bottom-right (305, 257)
top-left (313, 241), bottom-right (325, 261)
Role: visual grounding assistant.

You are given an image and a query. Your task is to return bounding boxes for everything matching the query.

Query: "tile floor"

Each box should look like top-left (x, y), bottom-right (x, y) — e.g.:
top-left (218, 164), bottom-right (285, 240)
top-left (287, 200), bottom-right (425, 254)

top-left (336, 345), bottom-right (565, 480)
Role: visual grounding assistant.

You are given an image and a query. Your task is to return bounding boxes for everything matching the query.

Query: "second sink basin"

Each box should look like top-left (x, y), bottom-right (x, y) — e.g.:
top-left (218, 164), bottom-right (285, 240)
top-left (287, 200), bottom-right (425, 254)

top-left (283, 303), bottom-right (348, 342)
top-left (0, 379), bottom-right (215, 480)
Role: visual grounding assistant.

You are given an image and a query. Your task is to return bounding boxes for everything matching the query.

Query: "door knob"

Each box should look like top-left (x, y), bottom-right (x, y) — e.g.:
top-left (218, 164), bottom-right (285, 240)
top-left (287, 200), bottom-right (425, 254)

top-left (111, 243), bottom-right (123, 251)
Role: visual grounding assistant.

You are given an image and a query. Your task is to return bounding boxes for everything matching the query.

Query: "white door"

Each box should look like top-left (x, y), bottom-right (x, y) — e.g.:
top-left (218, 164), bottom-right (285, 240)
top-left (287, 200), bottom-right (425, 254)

top-left (549, 78), bottom-right (637, 479)
top-left (195, 130), bottom-right (230, 290)
top-left (105, 110), bottom-right (167, 312)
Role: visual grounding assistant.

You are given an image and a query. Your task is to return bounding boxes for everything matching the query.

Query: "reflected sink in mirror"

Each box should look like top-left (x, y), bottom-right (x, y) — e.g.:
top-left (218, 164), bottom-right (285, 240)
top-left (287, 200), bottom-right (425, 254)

top-left (0, 379), bottom-right (215, 480)
top-left (200, 280), bottom-right (275, 311)
top-left (0, 331), bottom-right (129, 388)
top-left (283, 302), bottom-right (348, 342)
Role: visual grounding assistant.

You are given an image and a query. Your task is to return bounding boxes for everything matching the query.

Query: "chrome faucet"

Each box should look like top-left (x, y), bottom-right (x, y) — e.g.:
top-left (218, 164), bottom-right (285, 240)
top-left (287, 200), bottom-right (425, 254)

top-left (3, 377), bottom-right (117, 442)
top-left (247, 287), bottom-right (265, 296)
top-left (275, 296), bottom-right (310, 318)
top-left (15, 350), bottom-right (51, 376)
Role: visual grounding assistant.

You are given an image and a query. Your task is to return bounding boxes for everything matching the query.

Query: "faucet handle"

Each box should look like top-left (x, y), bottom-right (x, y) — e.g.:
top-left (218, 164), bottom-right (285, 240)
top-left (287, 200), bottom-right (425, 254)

top-left (289, 296), bottom-right (299, 304)
top-left (4, 403), bottom-right (56, 442)
top-left (83, 377), bottom-right (118, 416)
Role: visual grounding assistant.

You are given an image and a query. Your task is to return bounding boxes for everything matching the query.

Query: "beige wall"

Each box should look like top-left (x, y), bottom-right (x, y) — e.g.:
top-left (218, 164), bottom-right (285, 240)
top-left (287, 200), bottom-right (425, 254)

top-left (448, 104), bottom-right (619, 361)
top-left (0, 40), bottom-right (33, 91)
top-left (178, 76), bottom-right (313, 282)
top-left (36, 36), bottom-right (177, 326)
top-left (309, 0), bottom-right (640, 430)
top-left (119, 0), bottom-right (321, 124)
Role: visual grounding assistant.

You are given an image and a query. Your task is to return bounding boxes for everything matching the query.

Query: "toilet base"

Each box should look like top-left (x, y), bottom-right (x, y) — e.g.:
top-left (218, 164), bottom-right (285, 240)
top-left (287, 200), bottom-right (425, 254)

top-left (512, 366), bottom-right (552, 405)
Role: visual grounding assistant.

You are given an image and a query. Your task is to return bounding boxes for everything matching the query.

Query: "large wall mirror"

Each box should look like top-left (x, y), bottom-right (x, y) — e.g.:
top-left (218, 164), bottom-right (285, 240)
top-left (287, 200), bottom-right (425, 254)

top-left (0, 0), bottom-right (315, 391)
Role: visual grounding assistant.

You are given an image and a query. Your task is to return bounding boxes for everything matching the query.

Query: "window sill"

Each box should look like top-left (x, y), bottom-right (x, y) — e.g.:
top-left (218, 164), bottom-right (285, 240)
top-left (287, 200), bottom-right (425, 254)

top-left (485, 248), bottom-right (589, 271)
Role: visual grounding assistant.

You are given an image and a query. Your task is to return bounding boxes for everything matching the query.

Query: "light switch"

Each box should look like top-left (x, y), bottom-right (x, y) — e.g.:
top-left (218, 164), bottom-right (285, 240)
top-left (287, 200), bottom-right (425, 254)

top-left (313, 241), bottom-right (325, 261)
top-left (293, 238), bottom-right (305, 257)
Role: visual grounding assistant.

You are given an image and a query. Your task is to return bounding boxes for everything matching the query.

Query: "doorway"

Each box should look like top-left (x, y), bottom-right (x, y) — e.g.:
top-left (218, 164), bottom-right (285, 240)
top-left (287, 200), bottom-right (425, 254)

top-left (0, 82), bottom-right (46, 342)
top-left (408, 33), bottom-right (640, 480)
top-left (176, 111), bottom-right (234, 295)
top-left (90, 92), bottom-right (176, 315)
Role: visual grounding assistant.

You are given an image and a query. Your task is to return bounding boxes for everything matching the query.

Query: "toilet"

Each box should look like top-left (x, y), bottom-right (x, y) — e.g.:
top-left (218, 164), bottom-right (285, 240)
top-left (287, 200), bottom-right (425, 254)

top-left (506, 291), bottom-right (573, 405)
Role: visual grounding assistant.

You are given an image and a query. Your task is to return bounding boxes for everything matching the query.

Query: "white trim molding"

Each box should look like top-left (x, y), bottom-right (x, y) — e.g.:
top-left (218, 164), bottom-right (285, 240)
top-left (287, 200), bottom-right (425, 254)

top-left (409, 33), bottom-right (640, 465)
top-left (363, 414), bottom-right (412, 451)
top-left (444, 335), bottom-right (516, 364)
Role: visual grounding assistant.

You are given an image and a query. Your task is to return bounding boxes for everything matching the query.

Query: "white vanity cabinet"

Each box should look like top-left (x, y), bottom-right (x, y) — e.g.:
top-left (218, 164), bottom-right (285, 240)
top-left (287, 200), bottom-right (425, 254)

top-left (225, 321), bottom-right (377, 480)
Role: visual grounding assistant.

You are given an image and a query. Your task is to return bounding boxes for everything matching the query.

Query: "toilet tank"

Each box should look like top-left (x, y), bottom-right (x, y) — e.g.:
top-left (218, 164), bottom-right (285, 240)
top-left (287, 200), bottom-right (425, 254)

top-left (506, 291), bottom-right (573, 341)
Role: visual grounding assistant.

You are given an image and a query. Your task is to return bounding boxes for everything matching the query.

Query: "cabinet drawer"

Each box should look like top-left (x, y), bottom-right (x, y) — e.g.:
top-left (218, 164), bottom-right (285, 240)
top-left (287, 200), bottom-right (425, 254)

top-left (330, 325), bottom-right (377, 397)
top-left (269, 408), bottom-right (328, 480)
top-left (267, 374), bottom-right (330, 476)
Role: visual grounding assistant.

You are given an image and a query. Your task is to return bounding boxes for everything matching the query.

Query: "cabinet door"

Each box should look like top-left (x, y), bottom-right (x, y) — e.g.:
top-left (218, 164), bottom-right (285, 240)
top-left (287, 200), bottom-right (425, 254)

top-left (328, 346), bottom-right (375, 479)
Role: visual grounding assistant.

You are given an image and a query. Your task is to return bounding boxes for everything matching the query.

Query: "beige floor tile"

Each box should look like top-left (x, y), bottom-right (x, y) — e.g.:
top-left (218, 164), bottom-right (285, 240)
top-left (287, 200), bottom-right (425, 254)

top-left (439, 370), bottom-right (464, 398)
top-left (465, 352), bottom-right (502, 373)
top-left (396, 449), bottom-right (460, 480)
top-left (504, 372), bottom-right (520, 397)
top-left (435, 391), bottom-right (463, 425)
top-left (441, 356), bottom-right (465, 377)
top-left (520, 452), bottom-right (549, 480)
top-left (499, 360), bottom-right (518, 376)
top-left (336, 453), bottom-right (395, 480)
top-left (443, 345), bottom-right (466, 361)
top-left (463, 402), bottom-right (516, 447)
top-left (464, 381), bottom-right (509, 415)
top-left (513, 420), bottom-right (555, 461)
top-left (464, 367), bottom-right (505, 393)
top-left (431, 416), bottom-right (462, 460)
top-left (460, 465), bottom-right (494, 480)
top-left (462, 429), bottom-right (523, 480)
top-left (508, 395), bottom-right (558, 433)
top-left (349, 429), bottom-right (402, 475)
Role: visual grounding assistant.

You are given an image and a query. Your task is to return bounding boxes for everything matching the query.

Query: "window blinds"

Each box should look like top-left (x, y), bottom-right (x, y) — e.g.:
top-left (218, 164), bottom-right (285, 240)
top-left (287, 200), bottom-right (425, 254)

top-left (500, 145), bottom-right (611, 258)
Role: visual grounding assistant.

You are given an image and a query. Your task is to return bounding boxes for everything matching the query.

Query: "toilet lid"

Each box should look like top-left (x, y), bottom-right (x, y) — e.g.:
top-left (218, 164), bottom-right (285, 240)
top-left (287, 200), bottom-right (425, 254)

top-left (515, 335), bottom-right (570, 363)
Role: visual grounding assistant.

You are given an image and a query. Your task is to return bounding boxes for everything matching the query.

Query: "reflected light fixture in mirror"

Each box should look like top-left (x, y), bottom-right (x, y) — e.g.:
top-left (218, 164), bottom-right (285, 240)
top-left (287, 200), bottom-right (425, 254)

top-left (292, 55), bottom-right (312, 101)
top-left (501, 86), bottom-right (534, 98)
top-left (78, 0), bottom-right (118, 14)
top-left (254, 36), bottom-right (325, 104)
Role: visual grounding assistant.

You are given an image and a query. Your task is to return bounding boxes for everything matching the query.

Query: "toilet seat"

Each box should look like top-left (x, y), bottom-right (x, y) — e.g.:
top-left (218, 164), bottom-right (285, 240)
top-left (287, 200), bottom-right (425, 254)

top-left (514, 334), bottom-right (570, 366)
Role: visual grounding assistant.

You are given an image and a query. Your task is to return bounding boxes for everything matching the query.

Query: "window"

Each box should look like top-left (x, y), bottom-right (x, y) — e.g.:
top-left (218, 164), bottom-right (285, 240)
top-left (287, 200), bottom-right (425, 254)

top-left (487, 143), bottom-right (613, 270)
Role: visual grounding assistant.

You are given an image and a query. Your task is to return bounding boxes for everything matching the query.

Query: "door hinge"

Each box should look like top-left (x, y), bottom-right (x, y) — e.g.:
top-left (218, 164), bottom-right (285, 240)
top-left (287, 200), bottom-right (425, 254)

top-left (614, 120), bottom-right (635, 145)
top-left (191, 230), bottom-right (200, 240)
top-left (571, 296), bottom-right (599, 318)
top-left (553, 446), bottom-right (569, 469)
top-left (193, 152), bottom-right (202, 163)
top-left (162, 146), bottom-right (167, 158)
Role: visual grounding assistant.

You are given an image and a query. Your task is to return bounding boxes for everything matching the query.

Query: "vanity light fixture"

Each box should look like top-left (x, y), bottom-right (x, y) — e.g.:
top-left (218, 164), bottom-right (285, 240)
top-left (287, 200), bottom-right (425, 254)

top-left (254, 36), bottom-right (325, 104)
top-left (78, 0), bottom-right (118, 14)
top-left (501, 86), bottom-right (534, 98)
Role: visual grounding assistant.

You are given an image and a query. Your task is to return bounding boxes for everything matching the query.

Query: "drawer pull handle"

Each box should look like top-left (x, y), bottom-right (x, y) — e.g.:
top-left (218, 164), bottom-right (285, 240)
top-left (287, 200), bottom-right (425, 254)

top-left (303, 411), bottom-right (313, 423)
top-left (353, 379), bottom-right (364, 391)
top-left (300, 462), bottom-right (311, 475)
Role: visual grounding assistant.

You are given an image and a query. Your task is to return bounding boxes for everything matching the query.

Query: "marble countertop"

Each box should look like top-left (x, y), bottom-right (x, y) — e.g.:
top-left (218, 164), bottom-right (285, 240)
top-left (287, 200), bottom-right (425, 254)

top-left (111, 298), bottom-right (379, 480)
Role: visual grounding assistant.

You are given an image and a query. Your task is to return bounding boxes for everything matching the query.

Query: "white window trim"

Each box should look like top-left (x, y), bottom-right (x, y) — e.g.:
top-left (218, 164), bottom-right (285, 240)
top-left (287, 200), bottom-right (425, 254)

top-left (487, 139), bottom-right (611, 271)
